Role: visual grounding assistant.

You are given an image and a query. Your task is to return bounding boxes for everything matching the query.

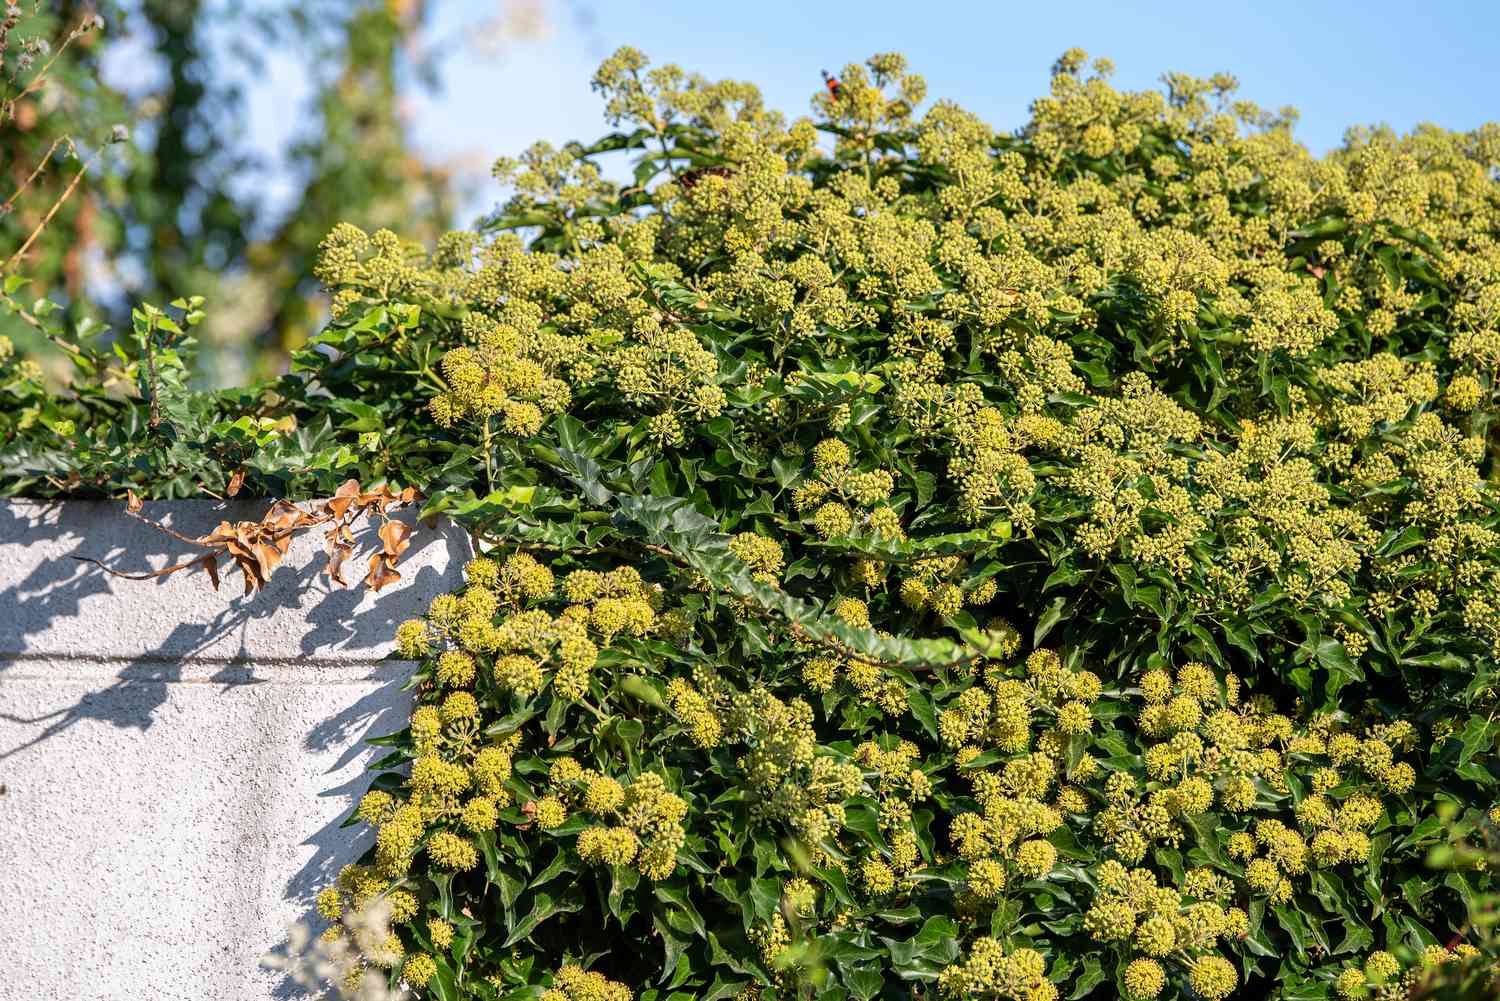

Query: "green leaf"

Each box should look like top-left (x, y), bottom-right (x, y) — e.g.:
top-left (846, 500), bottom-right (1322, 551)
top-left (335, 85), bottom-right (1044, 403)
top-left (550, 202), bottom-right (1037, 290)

top-left (503, 892), bottom-right (582, 948)
top-left (1455, 715), bottom-right (1496, 769)
top-left (1034, 596), bottom-right (1067, 646)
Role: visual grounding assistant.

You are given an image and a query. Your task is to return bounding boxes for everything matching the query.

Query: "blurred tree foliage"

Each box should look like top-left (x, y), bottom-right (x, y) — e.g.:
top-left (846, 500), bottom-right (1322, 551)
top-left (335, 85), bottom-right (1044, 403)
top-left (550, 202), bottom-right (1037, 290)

top-left (1, 2), bottom-right (131, 348)
top-left (1, 0), bottom-right (458, 384)
top-left (246, 0), bottom-right (456, 380)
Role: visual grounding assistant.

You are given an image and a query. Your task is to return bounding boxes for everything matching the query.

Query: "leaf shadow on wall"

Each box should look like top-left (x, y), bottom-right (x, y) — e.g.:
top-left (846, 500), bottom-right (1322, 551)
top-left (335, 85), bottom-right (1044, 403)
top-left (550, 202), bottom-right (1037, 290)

top-left (0, 498), bottom-right (460, 758)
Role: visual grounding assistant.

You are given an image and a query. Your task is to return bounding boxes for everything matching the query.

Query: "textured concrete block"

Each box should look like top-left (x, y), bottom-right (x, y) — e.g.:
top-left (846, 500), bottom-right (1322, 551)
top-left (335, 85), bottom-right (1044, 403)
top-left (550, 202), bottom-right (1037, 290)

top-left (0, 499), bottom-right (470, 999)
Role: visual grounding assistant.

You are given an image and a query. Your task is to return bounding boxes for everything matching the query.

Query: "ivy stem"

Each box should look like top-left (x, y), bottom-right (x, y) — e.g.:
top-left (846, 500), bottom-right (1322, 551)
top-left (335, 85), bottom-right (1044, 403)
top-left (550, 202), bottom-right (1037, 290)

top-left (3, 150), bottom-right (94, 275)
top-left (1, 136), bottom-right (68, 215)
top-left (482, 416), bottom-right (495, 494)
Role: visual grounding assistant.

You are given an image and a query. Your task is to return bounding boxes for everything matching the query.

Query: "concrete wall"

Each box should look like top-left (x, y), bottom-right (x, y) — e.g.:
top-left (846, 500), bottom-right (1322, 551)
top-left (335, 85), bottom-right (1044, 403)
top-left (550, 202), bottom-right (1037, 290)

top-left (0, 499), bottom-right (469, 999)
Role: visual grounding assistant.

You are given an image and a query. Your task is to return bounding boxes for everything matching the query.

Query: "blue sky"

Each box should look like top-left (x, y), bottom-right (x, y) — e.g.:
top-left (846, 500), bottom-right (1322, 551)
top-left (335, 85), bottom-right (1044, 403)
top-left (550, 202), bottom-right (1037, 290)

top-left (241, 0), bottom-right (1499, 226)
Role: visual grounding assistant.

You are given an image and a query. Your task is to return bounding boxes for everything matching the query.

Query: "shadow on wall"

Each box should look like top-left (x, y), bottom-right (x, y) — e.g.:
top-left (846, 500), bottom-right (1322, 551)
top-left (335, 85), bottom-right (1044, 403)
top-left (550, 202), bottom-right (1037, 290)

top-left (0, 498), bottom-right (460, 758)
top-left (0, 497), bottom-right (470, 994)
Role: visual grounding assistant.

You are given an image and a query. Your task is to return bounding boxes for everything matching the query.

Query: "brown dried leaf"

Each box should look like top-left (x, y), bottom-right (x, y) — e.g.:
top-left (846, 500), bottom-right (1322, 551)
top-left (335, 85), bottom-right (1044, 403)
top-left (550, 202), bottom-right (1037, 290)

top-left (366, 552), bottom-right (402, 592)
top-left (326, 478), bottom-right (362, 518)
top-left (264, 500), bottom-right (307, 533)
top-left (236, 559), bottom-right (256, 596)
top-left (222, 537), bottom-right (255, 566)
top-left (355, 486), bottom-right (389, 513)
top-left (378, 519), bottom-right (412, 559)
top-left (91, 480), bottom-right (421, 597)
top-left (253, 541), bottom-right (284, 582)
top-left (328, 543), bottom-right (352, 587)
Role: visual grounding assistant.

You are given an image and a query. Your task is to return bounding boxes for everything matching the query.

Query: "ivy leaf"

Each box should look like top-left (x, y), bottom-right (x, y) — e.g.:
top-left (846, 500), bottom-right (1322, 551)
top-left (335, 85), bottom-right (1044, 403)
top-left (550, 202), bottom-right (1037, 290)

top-left (503, 892), bottom-right (583, 948)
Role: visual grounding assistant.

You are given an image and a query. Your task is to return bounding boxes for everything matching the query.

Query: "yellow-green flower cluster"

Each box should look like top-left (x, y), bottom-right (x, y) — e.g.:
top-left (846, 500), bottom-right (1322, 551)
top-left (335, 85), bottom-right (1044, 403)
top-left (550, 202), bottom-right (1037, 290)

top-left (429, 553), bottom-right (661, 703)
top-left (793, 437), bottom-right (903, 542)
top-left (940, 648), bottom-right (1102, 756)
top-left (564, 767), bottom-right (688, 880)
top-left (667, 671), bottom-right (868, 848)
top-left (428, 311), bottom-right (574, 435)
top-left (315, 224), bottom-right (430, 312)
top-left (1329, 949), bottom-right (1406, 999)
top-left (727, 530), bottom-right (785, 587)
top-left (1082, 861), bottom-right (1244, 998)
top-left (942, 651), bottom-right (1099, 899)
top-left (540, 963), bottom-right (633, 1001)
top-left (306, 863), bottom-right (421, 985)
top-left (938, 938), bottom-right (1057, 1001)
top-left (896, 555), bottom-right (993, 619)
top-left (612, 313), bottom-right (727, 448)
